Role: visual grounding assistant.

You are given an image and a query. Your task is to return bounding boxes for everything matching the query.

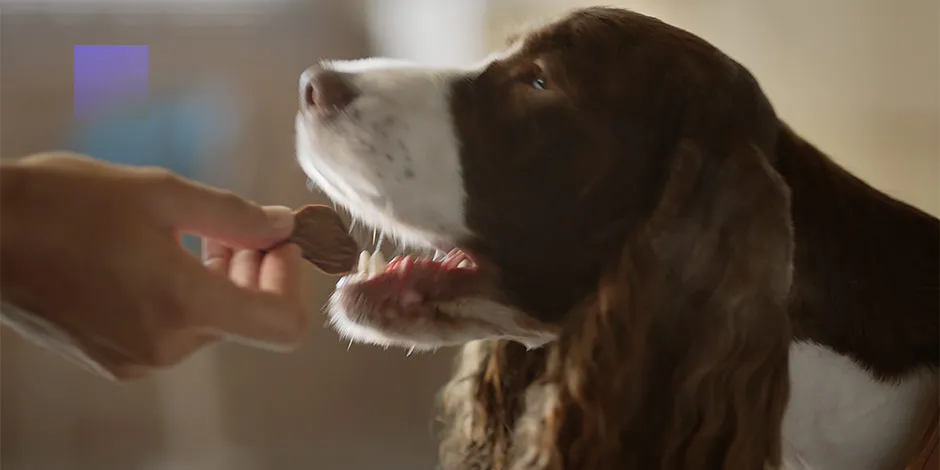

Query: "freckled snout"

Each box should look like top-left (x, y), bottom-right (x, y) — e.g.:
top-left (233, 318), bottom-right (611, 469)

top-left (300, 65), bottom-right (359, 116)
top-left (296, 57), bottom-right (471, 251)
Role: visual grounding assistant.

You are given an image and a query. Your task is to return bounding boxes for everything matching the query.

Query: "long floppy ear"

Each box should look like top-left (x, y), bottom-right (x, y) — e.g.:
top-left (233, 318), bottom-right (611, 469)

top-left (508, 135), bottom-right (795, 470)
top-left (438, 339), bottom-right (549, 470)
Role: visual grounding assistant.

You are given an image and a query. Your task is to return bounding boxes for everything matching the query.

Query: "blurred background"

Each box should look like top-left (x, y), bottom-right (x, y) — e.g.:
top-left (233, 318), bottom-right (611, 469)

top-left (0, 0), bottom-right (936, 469)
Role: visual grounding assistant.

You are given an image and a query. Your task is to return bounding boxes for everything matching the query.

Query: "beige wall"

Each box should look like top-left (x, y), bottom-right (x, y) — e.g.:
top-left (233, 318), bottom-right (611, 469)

top-left (1, 2), bottom-right (937, 470)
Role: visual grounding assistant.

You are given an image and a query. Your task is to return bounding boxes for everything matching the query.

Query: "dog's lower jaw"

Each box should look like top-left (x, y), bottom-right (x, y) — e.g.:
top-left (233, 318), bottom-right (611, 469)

top-left (326, 286), bottom-right (560, 351)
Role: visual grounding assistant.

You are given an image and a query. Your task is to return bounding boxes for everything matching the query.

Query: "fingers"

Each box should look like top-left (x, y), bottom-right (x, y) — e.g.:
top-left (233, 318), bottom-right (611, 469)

top-left (202, 238), bottom-right (233, 274)
top-left (229, 249), bottom-right (264, 289)
top-left (172, 246), bottom-right (309, 349)
top-left (143, 171), bottom-right (294, 250)
top-left (204, 243), bottom-right (302, 301)
top-left (259, 243), bottom-right (304, 300)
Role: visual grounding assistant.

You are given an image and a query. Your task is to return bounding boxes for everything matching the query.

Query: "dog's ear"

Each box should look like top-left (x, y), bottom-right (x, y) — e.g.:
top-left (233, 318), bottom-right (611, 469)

top-left (641, 138), bottom-right (794, 470)
top-left (438, 340), bottom-right (549, 470)
top-left (510, 133), bottom-right (795, 470)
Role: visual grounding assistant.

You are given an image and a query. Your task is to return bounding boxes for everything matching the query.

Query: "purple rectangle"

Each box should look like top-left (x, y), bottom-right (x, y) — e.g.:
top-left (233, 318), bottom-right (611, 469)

top-left (73, 45), bottom-right (149, 120)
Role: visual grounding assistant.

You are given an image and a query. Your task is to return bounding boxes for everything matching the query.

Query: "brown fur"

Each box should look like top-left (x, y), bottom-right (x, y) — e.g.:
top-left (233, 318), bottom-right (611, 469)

top-left (436, 6), bottom-right (938, 470)
top-left (440, 141), bottom-right (794, 470)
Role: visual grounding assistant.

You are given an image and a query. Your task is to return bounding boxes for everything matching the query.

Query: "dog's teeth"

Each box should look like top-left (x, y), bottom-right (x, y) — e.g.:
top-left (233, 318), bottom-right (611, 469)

top-left (433, 250), bottom-right (445, 261)
top-left (457, 260), bottom-right (471, 268)
top-left (400, 255), bottom-right (414, 271)
top-left (369, 250), bottom-right (387, 276)
top-left (358, 251), bottom-right (371, 273)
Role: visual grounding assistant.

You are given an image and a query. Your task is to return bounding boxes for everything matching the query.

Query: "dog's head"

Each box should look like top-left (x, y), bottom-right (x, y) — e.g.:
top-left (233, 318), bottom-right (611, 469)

top-left (296, 6), bottom-right (789, 347)
top-left (298, 8), bottom-right (794, 467)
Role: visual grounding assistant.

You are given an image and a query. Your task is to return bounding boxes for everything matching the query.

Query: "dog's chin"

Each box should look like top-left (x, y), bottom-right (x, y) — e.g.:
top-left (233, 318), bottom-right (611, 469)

top-left (328, 298), bottom-right (503, 351)
top-left (323, 246), bottom-right (561, 351)
top-left (327, 293), bottom-right (560, 351)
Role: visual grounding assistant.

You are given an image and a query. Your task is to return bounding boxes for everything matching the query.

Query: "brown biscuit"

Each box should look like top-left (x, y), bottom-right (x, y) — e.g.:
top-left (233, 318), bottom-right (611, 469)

top-left (288, 205), bottom-right (359, 276)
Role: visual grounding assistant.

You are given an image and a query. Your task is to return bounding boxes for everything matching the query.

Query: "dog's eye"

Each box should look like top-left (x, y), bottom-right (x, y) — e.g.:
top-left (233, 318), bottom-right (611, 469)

top-left (514, 64), bottom-right (549, 91)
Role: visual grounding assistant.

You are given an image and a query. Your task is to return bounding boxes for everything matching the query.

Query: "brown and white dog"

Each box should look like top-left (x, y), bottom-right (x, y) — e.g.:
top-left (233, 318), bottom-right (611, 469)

top-left (295, 7), bottom-right (939, 470)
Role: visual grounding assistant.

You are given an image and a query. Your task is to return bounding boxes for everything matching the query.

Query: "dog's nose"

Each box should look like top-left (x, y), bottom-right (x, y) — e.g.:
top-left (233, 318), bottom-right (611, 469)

top-left (300, 65), bottom-right (358, 115)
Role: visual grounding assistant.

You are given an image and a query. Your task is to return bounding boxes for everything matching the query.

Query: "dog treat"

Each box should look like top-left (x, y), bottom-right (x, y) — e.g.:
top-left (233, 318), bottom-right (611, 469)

top-left (288, 205), bottom-right (359, 276)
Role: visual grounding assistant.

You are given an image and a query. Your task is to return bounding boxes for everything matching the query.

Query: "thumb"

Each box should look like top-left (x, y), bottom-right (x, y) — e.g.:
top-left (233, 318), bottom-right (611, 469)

top-left (150, 175), bottom-right (294, 249)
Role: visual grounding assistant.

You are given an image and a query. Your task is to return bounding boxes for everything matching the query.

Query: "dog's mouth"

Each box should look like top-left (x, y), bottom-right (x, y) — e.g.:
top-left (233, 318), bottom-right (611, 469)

top-left (336, 247), bottom-right (488, 310)
top-left (326, 234), bottom-right (557, 350)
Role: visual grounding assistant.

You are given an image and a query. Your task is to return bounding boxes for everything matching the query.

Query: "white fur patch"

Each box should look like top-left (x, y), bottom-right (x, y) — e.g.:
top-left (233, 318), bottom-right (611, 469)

top-left (781, 342), bottom-right (938, 470)
top-left (296, 58), bottom-right (472, 251)
top-left (326, 293), bottom-right (558, 351)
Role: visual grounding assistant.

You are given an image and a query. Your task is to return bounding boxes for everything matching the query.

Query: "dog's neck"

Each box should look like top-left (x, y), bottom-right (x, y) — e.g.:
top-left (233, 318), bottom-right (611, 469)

top-left (774, 124), bottom-right (939, 380)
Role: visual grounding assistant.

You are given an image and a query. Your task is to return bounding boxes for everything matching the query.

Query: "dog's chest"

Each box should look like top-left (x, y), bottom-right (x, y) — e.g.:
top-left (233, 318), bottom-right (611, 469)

top-left (781, 342), bottom-right (938, 470)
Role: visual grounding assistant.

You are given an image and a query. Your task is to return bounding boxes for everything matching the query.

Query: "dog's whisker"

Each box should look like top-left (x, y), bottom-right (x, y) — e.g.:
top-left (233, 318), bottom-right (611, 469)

top-left (376, 232), bottom-right (385, 253)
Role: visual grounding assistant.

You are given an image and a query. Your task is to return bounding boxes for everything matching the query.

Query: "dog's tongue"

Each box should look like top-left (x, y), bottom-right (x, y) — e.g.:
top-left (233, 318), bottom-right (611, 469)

top-left (289, 205), bottom-right (359, 276)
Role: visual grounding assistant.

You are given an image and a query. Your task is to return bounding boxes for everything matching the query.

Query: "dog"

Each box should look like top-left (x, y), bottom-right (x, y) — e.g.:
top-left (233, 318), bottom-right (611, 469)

top-left (295, 7), bottom-right (939, 470)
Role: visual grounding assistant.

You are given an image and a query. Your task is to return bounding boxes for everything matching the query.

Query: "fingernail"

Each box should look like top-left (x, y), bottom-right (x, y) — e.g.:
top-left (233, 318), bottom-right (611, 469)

top-left (263, 206), bottom-right (295, 235)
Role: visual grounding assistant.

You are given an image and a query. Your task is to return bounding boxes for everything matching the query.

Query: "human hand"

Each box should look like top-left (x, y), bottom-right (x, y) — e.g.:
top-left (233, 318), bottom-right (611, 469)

top-left (0, 152), bottom-right (308, 380)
